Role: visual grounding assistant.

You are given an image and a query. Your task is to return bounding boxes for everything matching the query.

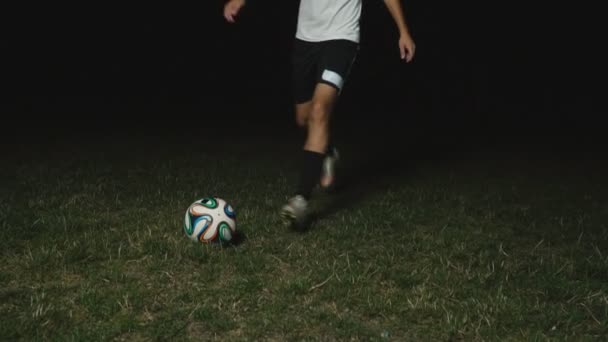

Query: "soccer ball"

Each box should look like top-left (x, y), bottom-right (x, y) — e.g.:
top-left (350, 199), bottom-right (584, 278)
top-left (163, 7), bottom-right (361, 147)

top-left (183, 197), bottom-right (237, 244)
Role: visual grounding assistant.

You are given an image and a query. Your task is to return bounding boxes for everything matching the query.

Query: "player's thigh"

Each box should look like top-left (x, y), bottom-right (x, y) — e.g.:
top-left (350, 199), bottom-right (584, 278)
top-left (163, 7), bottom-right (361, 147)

top-left (318, 39), bottom-right (359, 94)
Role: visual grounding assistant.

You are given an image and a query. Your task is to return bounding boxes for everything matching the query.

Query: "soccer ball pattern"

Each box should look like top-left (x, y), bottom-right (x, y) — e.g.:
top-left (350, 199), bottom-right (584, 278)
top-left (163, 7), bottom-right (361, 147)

top-left (184, 197), bottom-right (237, 244)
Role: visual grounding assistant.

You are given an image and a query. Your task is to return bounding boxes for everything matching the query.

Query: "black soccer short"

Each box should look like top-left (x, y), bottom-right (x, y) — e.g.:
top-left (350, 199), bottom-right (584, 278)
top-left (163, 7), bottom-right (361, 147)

top-left (291, 38), bottom-right (360, 104)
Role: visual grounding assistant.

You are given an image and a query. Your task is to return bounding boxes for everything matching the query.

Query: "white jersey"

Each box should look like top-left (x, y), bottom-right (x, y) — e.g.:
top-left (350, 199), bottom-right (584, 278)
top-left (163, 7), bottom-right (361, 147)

top-left (295, 0), bottom-right (362, 43)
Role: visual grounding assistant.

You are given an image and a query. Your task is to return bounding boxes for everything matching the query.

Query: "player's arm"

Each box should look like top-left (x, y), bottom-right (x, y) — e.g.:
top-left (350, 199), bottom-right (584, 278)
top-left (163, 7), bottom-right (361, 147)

top-left (382, 0), bottom-right (416, 62)
top-left (224, 0), bottom-right (247, 23)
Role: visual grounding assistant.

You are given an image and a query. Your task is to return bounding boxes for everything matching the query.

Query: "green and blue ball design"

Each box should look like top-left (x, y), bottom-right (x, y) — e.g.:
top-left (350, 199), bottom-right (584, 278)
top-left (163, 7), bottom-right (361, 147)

top-left (184, 197), bottom-right (237, 244)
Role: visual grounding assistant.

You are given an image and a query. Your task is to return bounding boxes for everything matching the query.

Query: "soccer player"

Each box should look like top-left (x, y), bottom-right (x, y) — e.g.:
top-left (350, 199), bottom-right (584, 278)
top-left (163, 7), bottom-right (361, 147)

top-left (223, 0), bottom-right (416, 229)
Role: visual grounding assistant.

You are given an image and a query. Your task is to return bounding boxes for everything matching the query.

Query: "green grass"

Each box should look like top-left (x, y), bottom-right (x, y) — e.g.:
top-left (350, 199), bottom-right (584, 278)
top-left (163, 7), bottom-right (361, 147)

top-left (1, 134), bottom-right (607, 341)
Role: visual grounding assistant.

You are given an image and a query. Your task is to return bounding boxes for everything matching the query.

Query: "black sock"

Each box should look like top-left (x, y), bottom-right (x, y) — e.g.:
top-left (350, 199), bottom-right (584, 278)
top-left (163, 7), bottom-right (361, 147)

top-left (296, 150), bottom-right (325, 200)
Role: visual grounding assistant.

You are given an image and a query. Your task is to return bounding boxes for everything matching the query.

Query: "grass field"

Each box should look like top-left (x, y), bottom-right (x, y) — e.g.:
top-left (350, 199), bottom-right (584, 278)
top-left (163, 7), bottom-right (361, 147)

top-left (1, 125), bottom-right (607, 341)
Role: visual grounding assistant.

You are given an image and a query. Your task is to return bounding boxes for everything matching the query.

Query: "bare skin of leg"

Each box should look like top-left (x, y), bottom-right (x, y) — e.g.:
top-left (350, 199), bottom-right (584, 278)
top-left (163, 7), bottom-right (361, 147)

top-left (295, 101), bottom-right (311, 128)
top-left (298, 83), bottom-right (339, 154)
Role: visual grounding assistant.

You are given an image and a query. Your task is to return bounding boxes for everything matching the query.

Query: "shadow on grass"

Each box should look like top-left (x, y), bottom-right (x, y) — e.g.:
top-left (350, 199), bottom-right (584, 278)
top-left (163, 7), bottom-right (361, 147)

top-left (228, 230), bottom-right (247, 247)
top-left (303, 143), bottom-right (419, 231)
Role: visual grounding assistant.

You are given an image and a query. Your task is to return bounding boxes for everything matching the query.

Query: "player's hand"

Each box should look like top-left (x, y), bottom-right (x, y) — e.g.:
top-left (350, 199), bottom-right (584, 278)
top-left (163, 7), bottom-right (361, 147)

top-left (224, 0), bottom-right (246, 23)
top-left (398, 33), bottom-right (415, 62)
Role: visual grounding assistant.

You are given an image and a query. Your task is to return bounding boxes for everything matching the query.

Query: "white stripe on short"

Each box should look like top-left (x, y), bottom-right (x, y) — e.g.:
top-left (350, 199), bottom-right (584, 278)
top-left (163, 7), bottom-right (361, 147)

top-left (321, 69), bottom-right (344, 90)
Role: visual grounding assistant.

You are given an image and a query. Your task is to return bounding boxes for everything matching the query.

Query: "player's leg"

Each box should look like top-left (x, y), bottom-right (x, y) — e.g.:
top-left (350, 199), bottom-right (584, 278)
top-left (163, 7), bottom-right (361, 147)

top-left (317, 40), bottom-right (359, 190)
top-left (292, 41), bottom-right (352, 196)
top-left (299, 39), bottom-right (359, 196)
top-left (281, 39), bottom-right (359, 228)
top-left (281, 84), bottom-right (337, 229)
top-left (294, 83), bottom-right (339, 199)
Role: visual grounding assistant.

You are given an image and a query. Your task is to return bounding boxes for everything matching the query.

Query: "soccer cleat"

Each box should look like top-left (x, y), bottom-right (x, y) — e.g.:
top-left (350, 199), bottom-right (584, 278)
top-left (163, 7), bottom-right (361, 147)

top-left (320, 147), bottom-right (339, 190)
top-left (280, 195), bottom-right (309, 229)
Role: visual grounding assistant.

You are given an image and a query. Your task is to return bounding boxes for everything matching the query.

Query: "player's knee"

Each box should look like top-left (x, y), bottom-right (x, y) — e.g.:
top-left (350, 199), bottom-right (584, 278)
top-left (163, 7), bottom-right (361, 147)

top-left (309, 102), bottom-right (329, 126)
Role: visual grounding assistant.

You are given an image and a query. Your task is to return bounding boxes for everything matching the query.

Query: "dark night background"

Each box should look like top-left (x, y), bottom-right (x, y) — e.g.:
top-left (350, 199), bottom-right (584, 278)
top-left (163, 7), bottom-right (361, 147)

top-left (3, 1), bottom-right (606, 157)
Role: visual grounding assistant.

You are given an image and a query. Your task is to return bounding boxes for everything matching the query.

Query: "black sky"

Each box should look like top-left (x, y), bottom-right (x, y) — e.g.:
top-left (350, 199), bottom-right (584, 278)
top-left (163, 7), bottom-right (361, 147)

top-left (4, 1), bottom-right (606, 147)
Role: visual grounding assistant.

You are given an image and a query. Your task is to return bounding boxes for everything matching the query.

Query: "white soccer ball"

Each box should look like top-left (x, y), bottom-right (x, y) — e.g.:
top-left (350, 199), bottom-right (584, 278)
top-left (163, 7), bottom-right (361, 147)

top-left (183, 197), bottom-right (237, 244)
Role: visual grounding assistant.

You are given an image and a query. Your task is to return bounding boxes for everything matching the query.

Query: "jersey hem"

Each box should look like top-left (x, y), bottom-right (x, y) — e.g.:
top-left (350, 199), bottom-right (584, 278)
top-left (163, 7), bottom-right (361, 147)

top-left (294, 33), bottom-right (360, 44)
